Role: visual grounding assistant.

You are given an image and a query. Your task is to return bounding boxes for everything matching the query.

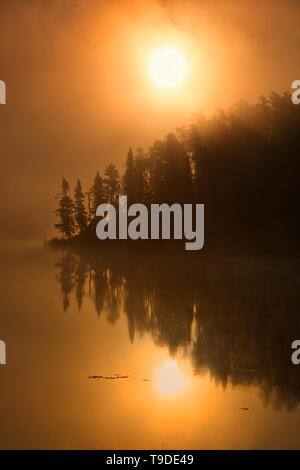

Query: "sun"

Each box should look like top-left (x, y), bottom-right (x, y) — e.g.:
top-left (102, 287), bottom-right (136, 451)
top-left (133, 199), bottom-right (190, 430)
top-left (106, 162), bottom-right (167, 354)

top-left (148, 45), bottom-right (188, 90)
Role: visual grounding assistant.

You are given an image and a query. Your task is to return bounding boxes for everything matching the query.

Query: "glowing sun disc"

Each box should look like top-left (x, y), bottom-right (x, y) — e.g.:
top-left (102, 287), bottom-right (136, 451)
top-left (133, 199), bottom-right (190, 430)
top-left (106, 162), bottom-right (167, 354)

top-left (149, 45), bottom-right (187, 90)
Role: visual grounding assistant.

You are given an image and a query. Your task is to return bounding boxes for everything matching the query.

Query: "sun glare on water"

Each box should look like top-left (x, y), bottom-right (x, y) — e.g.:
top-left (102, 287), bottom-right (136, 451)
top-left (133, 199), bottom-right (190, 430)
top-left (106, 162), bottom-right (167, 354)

top-left (148, 45), bottom-right (188, 90)
top-left (157, 360), bottom-right (187, 396)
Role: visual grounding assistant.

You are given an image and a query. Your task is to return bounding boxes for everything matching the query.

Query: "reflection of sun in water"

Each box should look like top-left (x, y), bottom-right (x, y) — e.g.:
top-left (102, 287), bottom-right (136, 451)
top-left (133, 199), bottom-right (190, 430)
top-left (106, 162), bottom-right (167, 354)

top-left (148, 45), bottom-right (187, 90)
top-left (157, 360), bottom-right (187, 396)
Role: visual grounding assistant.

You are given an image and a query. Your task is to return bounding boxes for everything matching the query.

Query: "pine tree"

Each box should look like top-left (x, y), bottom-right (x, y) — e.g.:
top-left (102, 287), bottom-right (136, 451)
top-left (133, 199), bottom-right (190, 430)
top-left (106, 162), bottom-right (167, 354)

top-left (135, 148), bottom-right (148, 204)
top-left (103, 163), bottom-right (120, 205)
top-left (123, 148), bottom-right (135, 203)
top-left (73, 179), bottom-right (87, 234)
top-left (90, 171), bottom-right (104, 215)
top-left (55, 177), bottom-right (75, 239)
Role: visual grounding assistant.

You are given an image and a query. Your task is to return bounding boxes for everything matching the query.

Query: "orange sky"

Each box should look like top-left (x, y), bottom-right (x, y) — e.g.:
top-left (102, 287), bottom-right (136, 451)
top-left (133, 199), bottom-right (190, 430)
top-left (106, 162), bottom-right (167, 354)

top-left (0, 0), bottom-right (299, 241)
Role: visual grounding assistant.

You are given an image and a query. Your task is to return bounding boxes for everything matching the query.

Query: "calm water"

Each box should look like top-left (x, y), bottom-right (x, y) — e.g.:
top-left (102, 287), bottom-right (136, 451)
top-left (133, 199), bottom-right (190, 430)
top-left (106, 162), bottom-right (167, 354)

top-left (0, 244), bottom-right (299, 449)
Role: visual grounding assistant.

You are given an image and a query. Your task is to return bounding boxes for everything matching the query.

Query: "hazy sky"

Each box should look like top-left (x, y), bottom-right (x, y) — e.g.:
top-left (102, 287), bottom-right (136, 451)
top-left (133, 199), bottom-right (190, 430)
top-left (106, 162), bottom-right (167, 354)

top-left (0, 0), bottom-right (299, 241)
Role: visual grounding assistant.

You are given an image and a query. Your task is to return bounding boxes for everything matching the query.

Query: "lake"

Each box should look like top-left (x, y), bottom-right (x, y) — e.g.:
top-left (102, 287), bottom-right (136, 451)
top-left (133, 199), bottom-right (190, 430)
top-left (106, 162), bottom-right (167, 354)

top-left (0, 244), bottom-right (299, 449)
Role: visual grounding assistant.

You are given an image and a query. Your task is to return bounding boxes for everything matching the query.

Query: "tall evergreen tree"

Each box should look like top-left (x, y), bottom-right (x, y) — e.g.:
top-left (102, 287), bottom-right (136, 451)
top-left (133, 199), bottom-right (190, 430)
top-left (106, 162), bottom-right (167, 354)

top-left (90, 171), bottom-right (104, 214)
top-left (55, 177), bottom-right (75, 239)
top-left (123, 148), bottom-right (135, 203)
top-left (85, 189), bottom-right (93, 223)
top-left (135, 148), bottom-right (149, 204)
top-left (73, 179), bottom-right (87, 234)
top-left (103, 163), bottom-right (120, 205)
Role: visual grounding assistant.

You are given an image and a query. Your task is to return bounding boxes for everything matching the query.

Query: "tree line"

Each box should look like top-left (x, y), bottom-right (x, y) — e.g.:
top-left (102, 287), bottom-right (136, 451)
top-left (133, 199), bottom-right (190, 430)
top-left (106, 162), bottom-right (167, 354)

top-left (55, 163), bottom-right (121, 239)
top-left (54, 91), bottom-right (300, 249)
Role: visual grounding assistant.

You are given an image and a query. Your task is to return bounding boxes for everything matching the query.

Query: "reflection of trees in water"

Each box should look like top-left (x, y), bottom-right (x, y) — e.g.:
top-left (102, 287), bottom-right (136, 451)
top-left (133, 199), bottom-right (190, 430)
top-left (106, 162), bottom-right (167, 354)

top-left (54, 247), bottom-right (300, 411)
top-left (55, 251), bottom-right (76, 311)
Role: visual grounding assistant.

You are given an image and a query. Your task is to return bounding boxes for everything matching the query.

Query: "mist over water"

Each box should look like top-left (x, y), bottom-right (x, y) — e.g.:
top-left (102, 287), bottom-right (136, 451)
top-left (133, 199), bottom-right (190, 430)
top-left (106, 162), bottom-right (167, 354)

top-left (0, 245), bottom-right (299, 449)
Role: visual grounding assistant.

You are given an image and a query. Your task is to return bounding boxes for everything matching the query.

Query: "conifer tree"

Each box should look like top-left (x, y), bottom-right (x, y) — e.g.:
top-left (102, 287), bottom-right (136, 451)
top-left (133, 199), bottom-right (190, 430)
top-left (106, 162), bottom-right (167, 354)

top-left (90, 171), bottom-right (104, 214)
top-left (55, 177), bottom-right (75, 239)
top-left (73, 179), bottom-right (87, 234)
top-left (123, 148), bottom-right (135, 203)
top-left (103, 163), bottom-right (120, 205)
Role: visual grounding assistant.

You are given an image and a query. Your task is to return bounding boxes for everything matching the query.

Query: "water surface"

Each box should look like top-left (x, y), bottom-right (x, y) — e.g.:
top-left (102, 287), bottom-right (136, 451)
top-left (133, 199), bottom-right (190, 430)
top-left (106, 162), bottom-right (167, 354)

top-left (0, 245), bottom-right (299, 449)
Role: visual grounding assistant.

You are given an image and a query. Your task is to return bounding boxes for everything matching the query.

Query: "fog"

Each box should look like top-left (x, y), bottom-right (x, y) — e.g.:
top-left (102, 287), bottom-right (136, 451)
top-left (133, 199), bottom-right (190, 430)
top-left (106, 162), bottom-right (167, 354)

top-left (0, 0), bottom-right (299, 241)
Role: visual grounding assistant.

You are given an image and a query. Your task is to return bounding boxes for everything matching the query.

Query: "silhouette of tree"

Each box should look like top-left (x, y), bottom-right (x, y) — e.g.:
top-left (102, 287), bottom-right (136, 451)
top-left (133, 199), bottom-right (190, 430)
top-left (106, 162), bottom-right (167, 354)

top-left (103, 163), bottom-right (120, 205)
top-left (123, 148), bottom-right (135, 204)
top-left (135, 148), bottom-right (150, 204)
top-left (55, 178), bottom-right (75, 239)
top-left (53, 91), bottom-right (300, 249)
top-left (73, 179), bottom-right (87, 234)
top-left (90, 171), bottom-right (105, 215)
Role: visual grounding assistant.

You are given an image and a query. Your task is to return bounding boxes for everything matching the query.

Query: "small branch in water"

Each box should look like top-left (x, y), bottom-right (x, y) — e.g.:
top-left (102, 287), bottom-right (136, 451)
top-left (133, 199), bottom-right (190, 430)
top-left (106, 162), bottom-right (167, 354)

top-left (88, 374), bottom-right (129, 380)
